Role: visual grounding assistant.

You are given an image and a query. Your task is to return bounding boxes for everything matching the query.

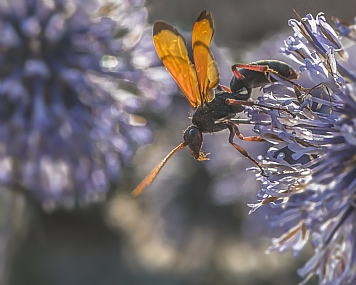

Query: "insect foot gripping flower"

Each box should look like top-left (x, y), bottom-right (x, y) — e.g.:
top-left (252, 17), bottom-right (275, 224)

top-left (0, 0), bottom-right (170, 210)
top-left (247, 13), bottom-right (356, 285)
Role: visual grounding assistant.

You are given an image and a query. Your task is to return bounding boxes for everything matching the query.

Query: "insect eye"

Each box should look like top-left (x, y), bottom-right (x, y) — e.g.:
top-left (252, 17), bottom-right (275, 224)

top-left (188, 128), bottom-right (202, 144)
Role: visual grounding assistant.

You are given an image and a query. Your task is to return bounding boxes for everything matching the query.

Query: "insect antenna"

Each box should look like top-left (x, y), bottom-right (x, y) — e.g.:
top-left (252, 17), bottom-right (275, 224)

top-left (131, 142), bottom-right (188, 197)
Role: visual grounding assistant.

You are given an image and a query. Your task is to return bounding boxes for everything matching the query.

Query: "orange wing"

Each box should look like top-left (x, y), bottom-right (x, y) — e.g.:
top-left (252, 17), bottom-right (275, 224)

top-left (192, 10), bottom-right (220, 103)
top-left (153, 21), bottom-right (201, 108)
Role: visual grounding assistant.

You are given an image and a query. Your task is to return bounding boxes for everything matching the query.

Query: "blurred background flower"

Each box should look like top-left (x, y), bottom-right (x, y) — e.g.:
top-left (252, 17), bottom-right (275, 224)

top-left (1, 0), bottom-right (355, 285)
top-left (0, 0), bottom-right (178, 283)
top-left (0, 0), bottom-right (180, 208)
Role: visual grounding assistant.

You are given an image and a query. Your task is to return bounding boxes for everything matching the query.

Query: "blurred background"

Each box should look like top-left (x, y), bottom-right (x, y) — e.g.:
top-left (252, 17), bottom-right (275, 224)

top-left (2, 0), bottom-right (354, 284)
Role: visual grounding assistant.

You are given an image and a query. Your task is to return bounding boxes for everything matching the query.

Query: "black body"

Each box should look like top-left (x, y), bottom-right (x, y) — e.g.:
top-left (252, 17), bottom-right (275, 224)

top-left (183, 60), bottom-right (298, 160)
top-left (230, 60), bottom-right (298, 99)
top-left (183, 91), bottom-right (244, 159)
top-left (192, 91), bottom-right (244, 131)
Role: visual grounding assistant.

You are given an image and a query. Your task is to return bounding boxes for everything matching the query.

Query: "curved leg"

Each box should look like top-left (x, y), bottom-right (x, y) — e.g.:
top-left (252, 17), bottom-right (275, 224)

top-left (225, 98), bottom-right (296, 118)
top-left (230, 65), bottom-right (252, 99)
top-left (224, 120), bottom-right (267, 176)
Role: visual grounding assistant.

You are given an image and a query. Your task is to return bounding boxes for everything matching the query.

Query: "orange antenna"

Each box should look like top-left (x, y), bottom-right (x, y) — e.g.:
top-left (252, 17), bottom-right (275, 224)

top-left (131, 143), bottom-right (187, 197)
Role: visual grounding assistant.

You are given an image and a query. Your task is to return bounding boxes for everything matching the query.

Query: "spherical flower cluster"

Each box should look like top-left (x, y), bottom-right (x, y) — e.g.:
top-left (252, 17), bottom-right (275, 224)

top-left (247, 13), bottom-right (356, 284)
top-left (0, 0), bottom-right (175, 209)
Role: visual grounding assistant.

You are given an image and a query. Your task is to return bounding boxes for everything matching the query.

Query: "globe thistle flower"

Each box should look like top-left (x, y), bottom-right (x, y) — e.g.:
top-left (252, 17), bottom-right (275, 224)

top-left (247, 12), bottom-right (356, 284)
top-left (0, 0), bottom-right (175, 209)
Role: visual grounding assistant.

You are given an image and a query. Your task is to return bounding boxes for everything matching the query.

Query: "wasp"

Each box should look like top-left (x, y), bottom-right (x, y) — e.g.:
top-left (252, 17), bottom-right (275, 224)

top-left (131, 11), bottom-right (298, 197)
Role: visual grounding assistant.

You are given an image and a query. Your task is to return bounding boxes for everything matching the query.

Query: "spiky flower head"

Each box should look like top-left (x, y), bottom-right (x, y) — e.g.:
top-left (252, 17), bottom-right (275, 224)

top-left (247, 12), bottom-right (356, 284)
top-left (0, 0), bottom-right (175, 209)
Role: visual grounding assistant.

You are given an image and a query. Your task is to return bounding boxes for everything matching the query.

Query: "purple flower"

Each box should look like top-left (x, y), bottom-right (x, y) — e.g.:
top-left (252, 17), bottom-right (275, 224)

top-left (248, 12), bottom-right (356, 284)
top-left (0, 0), bottom-right (174, 209)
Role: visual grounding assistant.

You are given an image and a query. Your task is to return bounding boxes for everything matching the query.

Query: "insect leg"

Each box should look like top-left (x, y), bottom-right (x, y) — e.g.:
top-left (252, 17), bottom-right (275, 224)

top-left (230, 66), bottom-right (252, 99)
top-left (226, 99), bottom-right (296, 118)
top-left (224, 120), bottom-right (267, 176)
top-left (295, 83), bottom-right (333, 114)
top-left (224, 120), bottom-right (264, 142)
